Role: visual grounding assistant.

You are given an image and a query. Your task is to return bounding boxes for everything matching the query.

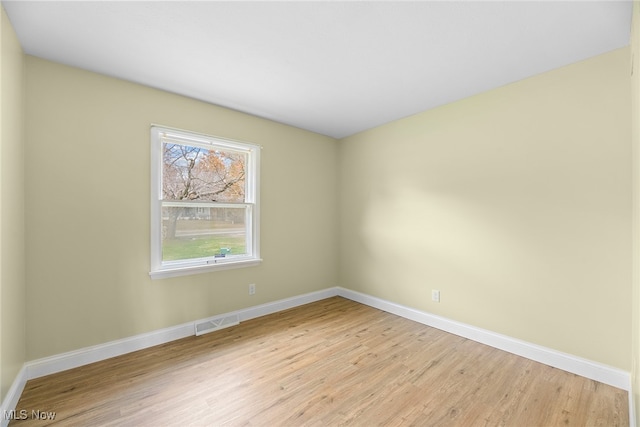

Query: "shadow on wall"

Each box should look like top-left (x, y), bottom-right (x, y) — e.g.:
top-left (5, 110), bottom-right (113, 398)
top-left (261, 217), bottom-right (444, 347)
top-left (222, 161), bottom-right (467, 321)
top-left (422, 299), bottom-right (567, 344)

top-left (357, 180), bottom-right (605, 339)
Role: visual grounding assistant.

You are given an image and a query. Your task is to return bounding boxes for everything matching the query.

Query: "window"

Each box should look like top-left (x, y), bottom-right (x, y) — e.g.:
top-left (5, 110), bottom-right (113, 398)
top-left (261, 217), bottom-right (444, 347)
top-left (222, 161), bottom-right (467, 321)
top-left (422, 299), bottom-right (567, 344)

top-left (150, 126), bottom-right (260, 279)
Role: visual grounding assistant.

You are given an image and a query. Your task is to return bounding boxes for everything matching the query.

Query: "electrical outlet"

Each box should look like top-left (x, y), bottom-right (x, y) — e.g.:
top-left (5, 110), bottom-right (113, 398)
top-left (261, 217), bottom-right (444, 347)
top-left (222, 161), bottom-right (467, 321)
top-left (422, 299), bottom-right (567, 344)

top-left (431, 290), bottom-right (440, 303)
top-left (249, 283), bottom-right (256, 295)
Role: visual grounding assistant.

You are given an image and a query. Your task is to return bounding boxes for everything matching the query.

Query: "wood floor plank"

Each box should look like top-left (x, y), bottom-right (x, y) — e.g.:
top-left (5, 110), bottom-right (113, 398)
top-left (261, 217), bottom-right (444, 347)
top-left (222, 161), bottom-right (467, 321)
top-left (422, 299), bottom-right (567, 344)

top-left (9, 297), bottom-right (628, 426)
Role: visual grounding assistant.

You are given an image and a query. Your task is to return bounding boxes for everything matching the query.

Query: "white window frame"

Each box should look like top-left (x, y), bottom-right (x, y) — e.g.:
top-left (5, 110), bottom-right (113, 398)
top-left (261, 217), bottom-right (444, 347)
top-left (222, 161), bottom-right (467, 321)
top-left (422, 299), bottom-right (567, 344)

top-left (149, 126), bottom-right (261, 279)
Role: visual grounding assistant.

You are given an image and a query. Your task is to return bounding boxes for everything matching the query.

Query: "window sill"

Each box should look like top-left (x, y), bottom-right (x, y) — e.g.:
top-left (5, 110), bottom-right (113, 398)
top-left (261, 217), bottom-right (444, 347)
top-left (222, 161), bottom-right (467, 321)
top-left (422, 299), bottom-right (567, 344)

top-left (149, 258), bottom-right (262, 280)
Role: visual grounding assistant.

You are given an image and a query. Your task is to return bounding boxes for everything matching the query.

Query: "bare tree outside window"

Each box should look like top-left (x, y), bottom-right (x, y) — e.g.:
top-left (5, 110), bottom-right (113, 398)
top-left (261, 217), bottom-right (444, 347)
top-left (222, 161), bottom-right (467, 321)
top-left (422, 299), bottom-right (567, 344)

top-left (162, 144), bottom-right (246, 241)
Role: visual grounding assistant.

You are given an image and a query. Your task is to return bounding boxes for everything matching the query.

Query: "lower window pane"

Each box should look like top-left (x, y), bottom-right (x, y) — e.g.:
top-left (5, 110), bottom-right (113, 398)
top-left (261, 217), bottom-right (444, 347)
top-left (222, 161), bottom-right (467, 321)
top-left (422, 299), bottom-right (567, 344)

top-left (162, 206), bottom-right (247, 262)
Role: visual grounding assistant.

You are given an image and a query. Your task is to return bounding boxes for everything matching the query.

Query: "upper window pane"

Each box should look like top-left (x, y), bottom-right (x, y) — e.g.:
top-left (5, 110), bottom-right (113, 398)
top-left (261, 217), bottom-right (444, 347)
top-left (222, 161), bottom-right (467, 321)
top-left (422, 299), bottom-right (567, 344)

top-left (163, 142), bottom-right (247, 203)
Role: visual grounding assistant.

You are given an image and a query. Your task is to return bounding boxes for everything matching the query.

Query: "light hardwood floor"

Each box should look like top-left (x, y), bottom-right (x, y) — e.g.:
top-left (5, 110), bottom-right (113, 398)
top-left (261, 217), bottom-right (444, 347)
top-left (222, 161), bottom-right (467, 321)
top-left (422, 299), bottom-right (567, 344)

top-left (11, 297), bottom-right (628, 426)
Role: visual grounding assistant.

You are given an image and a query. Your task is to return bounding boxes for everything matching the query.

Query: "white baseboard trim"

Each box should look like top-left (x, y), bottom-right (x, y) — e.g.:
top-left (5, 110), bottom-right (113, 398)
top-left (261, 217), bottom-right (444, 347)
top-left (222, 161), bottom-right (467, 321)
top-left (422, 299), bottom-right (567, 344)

top-left (2, 285), bottom-right (631, 422)
top-left (0, 365), bottom-right (27, 427)
top-left (337, 287), bottom-right (630, 391)
top-left (25, 287), bottom-right (339, 381)
top-left (25, 321), bottom-right (195, 380)
top-left (235, 287), bottom-right (339, 322)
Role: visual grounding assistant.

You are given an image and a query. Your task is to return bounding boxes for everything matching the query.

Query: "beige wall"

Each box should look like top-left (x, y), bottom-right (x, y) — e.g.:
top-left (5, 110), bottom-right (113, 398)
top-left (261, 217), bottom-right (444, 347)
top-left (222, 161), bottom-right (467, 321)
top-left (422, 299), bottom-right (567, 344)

top-left (24, 57), bottom-right (338, 360)
top-left (339, 48), bottom-right (632, 370)
top-left (631, 1), bottom-right (639, 423)
top-left (1, 5), bottom-right (26, 399)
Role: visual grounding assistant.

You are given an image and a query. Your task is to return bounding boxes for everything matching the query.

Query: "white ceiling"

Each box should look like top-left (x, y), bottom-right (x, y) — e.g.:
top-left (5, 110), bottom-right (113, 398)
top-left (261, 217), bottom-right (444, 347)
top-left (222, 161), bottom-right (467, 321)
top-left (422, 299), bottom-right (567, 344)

top-left (3, 1), bottom-right (633, 139)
